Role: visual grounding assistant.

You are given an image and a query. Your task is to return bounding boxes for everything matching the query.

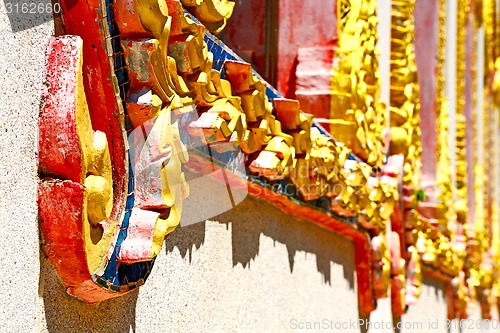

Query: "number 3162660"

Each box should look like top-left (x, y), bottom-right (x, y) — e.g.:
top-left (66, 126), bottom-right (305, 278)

top-left (5, 2), bottom-right (61, 14)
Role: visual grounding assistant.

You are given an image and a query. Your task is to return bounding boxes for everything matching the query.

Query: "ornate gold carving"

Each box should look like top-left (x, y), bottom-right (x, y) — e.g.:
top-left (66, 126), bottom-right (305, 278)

top-left (180, 0), bottom-right (235, 34)
top-left (331, 0), bottom-right (385, 166)
top-left (390, 0), bottom-right (421, 189)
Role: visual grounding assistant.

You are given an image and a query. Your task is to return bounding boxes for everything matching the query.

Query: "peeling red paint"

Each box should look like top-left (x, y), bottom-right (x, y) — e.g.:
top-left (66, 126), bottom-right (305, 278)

top-left (38, 179), bottom-right (122, 304)
top-left (59, 0), bottom-right (127, 222)
top-left (38, 37), bottom-right (83, 183)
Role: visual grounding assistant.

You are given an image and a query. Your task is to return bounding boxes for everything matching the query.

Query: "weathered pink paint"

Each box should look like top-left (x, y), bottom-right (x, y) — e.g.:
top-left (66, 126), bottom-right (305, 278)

top-left (276, 0), bottom-right (337, 99)
top-left (222, 0), bottom-right (337, 102)
top-left (295, 47), bottom-right (335, 119)
top-left (118, 208), bottom-right (159, 262)
top-left (464, 8), bottom-right (475, 234)
top-left (414, 0), bottom-right (439, 187)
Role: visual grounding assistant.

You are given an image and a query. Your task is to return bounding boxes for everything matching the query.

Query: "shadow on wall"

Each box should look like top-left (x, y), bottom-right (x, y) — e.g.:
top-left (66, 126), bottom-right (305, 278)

top-left (40, 254), bottom-right (139, 333)
top-left (40, 195), bottom-right (356, 332)
top-left (4, 0), bottom-right (56, 32)
top-left (166, 195), bottom-right (356, 289)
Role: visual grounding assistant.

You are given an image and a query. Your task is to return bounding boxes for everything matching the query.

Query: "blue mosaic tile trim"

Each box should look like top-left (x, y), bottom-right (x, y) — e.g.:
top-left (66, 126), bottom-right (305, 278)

top-left (92, 0), bottom-right (154, 292)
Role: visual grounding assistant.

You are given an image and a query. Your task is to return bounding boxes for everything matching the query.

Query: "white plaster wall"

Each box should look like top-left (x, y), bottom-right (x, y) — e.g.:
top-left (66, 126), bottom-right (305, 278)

top-left (366, 277), bottom-right (448, 333)
top-left (0, 1), bottom-right (53, 332)
top-left (38, 195), bottom-right (359, 333)
top-left (400, 276), bottom-right (448, 333)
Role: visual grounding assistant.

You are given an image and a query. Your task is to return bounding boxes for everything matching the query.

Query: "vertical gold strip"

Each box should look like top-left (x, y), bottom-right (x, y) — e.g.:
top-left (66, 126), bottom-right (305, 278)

top-left (389, 0), bottom-right (421, 189)
top-left (330, 0), bottom-right (385, 166)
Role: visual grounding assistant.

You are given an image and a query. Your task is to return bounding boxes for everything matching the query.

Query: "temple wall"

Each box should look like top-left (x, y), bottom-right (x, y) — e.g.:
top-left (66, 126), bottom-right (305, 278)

top-left (38, 196), bottom-right (359, 332)
top-left (1, 4), bottom-right (500, 333)
top-left (0, 5), bottom-right (52, 332)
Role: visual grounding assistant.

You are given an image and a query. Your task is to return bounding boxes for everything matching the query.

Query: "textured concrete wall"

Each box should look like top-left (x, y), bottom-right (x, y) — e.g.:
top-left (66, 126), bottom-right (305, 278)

top-left (399, 276), bottom-right (448, 333)
top-left (0, 2), bottom-right (53, 332)
top-left (0, 3), bottom-right (460, 333)
top-left (38, 196), bottom-right (359, 332)
top-left (367, 277), bottom-right (447, 333)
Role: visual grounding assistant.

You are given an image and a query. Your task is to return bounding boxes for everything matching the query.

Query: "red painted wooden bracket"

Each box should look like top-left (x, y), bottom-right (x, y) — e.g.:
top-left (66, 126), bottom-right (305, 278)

top-left (38, 0), bottom-right (129, 303)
